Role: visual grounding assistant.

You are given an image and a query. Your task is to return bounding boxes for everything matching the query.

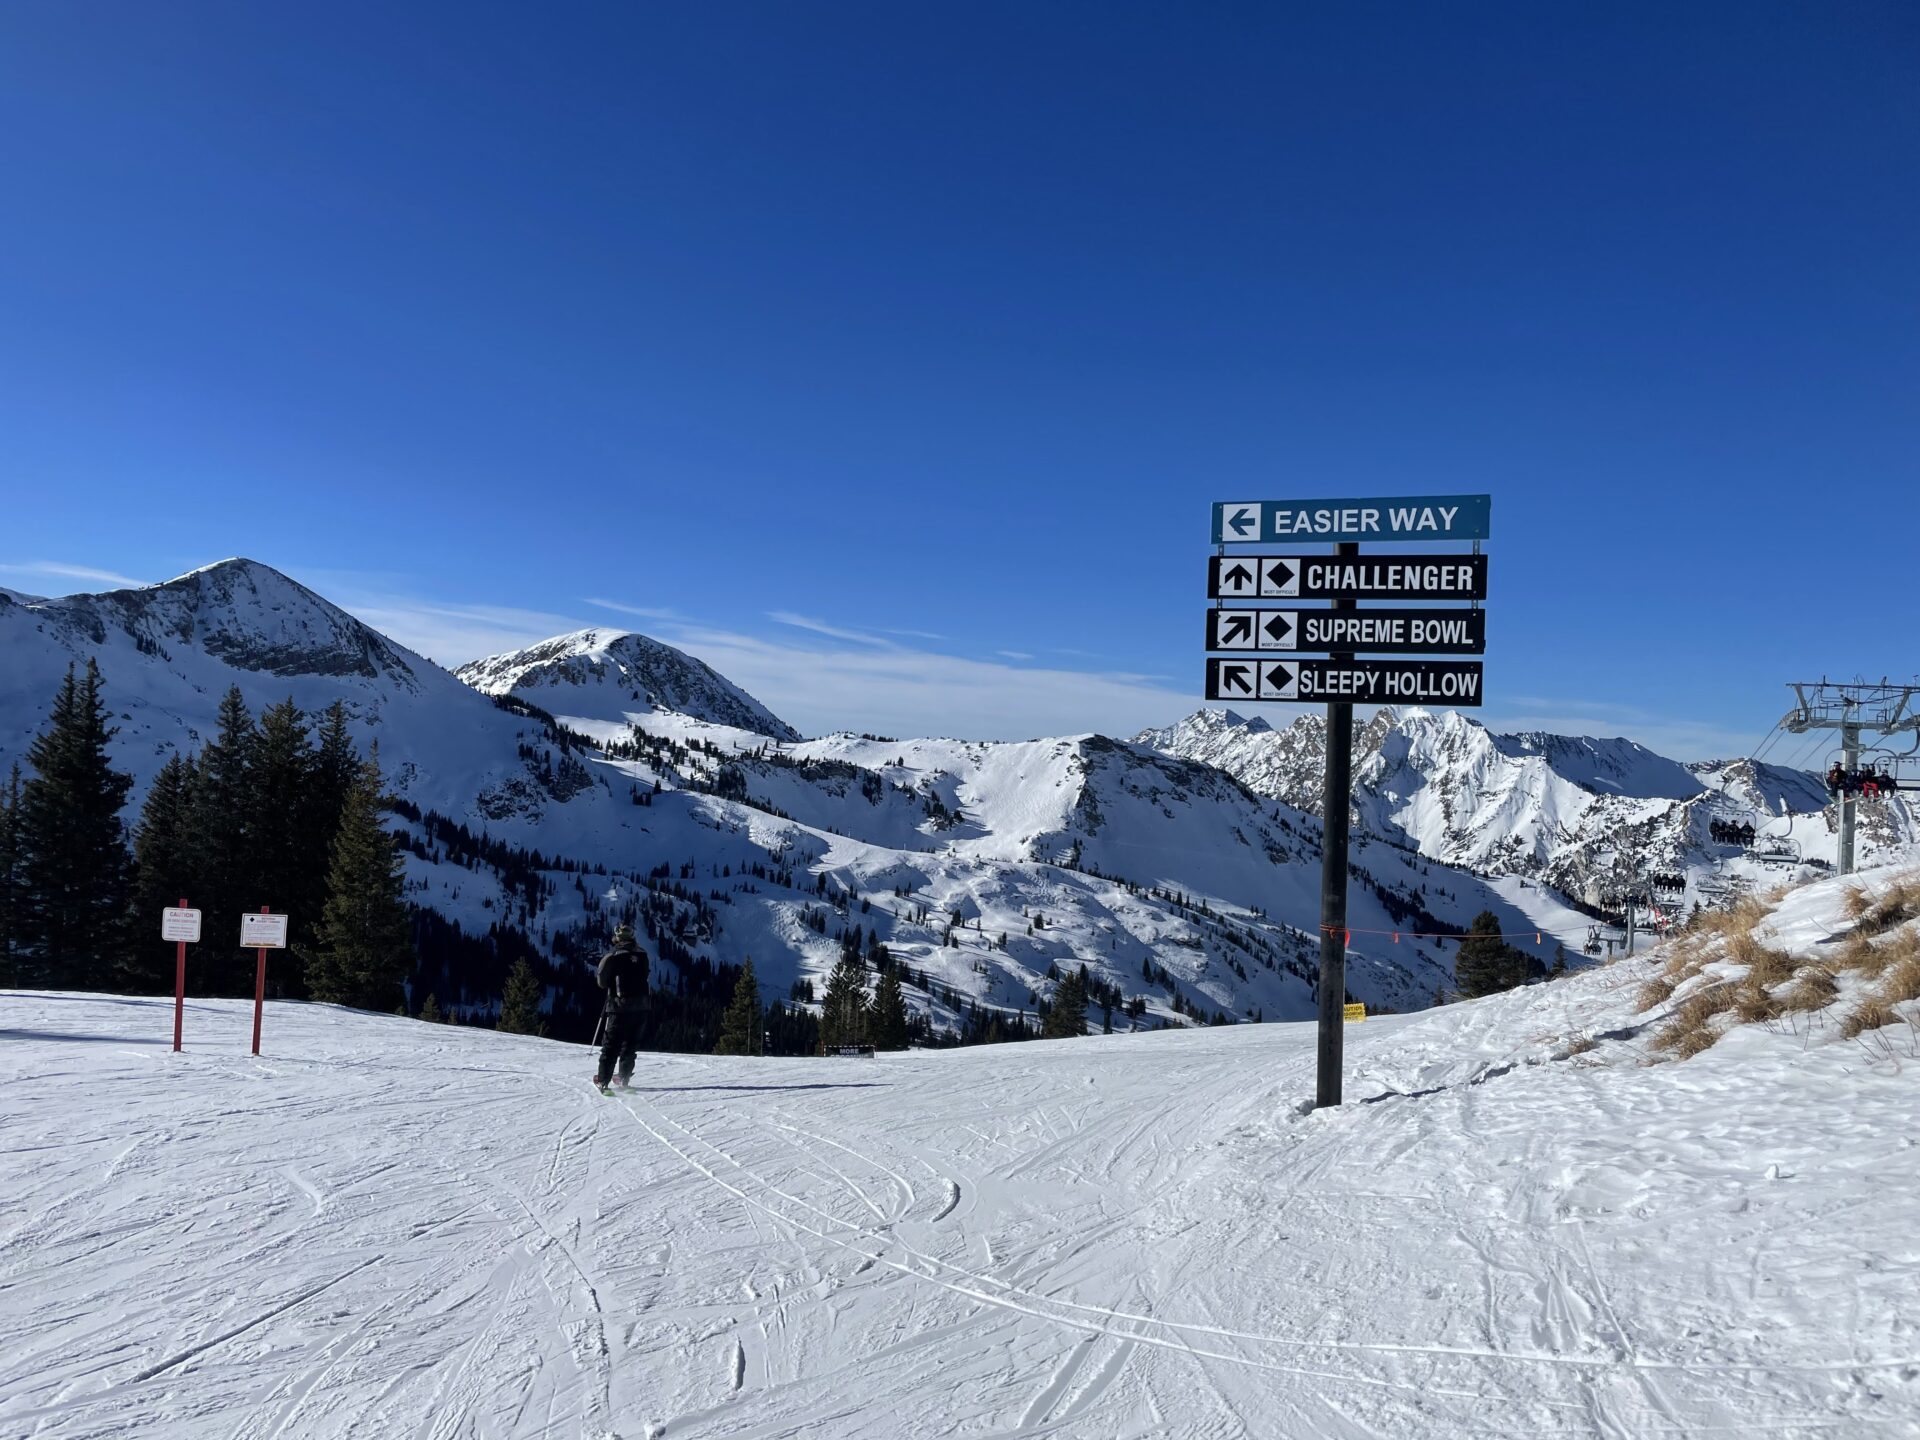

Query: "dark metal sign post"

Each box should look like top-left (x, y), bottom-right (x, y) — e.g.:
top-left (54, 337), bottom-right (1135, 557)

top-left (1206, 496), bottom-right (1491, 1109)
top-left (1316, 543), bottom-right (1357, 1109)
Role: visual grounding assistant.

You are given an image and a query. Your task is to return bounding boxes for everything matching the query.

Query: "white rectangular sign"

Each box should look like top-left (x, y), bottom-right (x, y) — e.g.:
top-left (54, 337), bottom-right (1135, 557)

top-left (240, 912), bottom-right (290, 949)
top-left (160, 907), bottom-right (202, 943)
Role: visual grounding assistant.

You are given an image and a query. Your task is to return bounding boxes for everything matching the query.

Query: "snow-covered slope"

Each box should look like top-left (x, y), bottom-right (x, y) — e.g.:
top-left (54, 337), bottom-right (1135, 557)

top-left (457, 627), bottom-right (799, 741)
top-left (6, 866), bottom-right (1914, 1436)
top-left (0, 561), bottom-right (1653, 1036)
top-left (1689, 755), bottom-right (1832, 816)
top-left (5, 562), bottom-right (1593, 1032)
top-left (0, 560), bottom-right (634, 838)
top-left (1139, 707), bottom-right (1920, 912)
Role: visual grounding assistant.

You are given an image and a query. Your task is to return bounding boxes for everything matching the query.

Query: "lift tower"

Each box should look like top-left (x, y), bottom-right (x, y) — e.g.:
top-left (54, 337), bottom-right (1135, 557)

top-left (1780, 681), bottom-right (1920, 876)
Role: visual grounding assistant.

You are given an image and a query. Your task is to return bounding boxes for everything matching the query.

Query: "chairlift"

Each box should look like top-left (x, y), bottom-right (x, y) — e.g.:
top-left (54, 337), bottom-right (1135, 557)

top-left (1823, 749), bottom-right (1904, 803)
top-left (1749, 835), bottom-right (1802, 868)
top-left (1707, 815), bottom-right (1757, 848)
top-left (1648, 872), bottom-right (1687, 905)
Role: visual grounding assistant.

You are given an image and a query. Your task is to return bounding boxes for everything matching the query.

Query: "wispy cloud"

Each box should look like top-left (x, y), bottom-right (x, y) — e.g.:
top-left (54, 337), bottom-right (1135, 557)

top-left (583, 597), bottom-right (686, 624)
top-left (318, 577), bottom-right (1200, 737)
top-left (655, 622), bottom-right (1195, 741)
top-left (0, 561), bottom-right (150, 590)
top-left (997, 650), bottom-right (1035, 661)
top-left (1480, 697), bottom-right (1764, 764)
top-left (766, 611), bottom-right (896, 648)
top-left (295, 569), bottom-right (590, 667)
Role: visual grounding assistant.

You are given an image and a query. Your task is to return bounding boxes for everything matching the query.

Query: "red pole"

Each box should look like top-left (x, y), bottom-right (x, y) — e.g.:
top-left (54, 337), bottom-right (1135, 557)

top-left (173, 896), bottom-right (188, 1053)
top-left (251, 905), bottom-right (268, 1057)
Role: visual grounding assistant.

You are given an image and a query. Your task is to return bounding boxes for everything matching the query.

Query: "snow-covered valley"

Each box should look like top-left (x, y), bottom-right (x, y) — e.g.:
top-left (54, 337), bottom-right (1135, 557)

top-left (4, 864), bottom-right (1917, 1438)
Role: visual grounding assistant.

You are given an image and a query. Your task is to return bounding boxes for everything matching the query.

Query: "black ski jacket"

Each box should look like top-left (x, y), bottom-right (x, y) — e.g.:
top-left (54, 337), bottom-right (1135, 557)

top-left (597, 942), bottom-right (650, 1014)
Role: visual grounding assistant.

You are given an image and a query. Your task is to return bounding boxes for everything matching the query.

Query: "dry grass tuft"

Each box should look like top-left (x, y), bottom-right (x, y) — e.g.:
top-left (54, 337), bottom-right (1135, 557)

top-left (1732, 982), bottom-right (1786, 1025)
top-left (1637, 974), bottom-right (1676, 1011)
top-left (1640, 875), bottom-right (1920, 1056)
top-left (1564, 1035), bottom-right (1598, 1057)
top-left (1834, 912), bottom-right (1920, 980)
top-left (1725, 931), bottom-right (1795, 987)
top-left (1660, 936), bottom-right (1709, 981)
top-left (1879, 947), bottom-right (1920, 1008)
top-left (1781, 967), bottom-right (1839, 1014)
top-left (1652, 982), bottom-right (1734, 1056)
top-left (1840, 997), bottom-right (1899, 1040)
top-left (1662, 1024), bottom-right (1723, 1059)
top-left (1848, 873), bottom-right (1920, 938)
top-left (1694, 895), bottom-right (1769, 939)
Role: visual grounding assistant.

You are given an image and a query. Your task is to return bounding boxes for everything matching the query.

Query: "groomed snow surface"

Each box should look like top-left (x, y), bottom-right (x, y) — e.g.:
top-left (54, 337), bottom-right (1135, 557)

top-left (5, 871), bottom-right (1919, 1439)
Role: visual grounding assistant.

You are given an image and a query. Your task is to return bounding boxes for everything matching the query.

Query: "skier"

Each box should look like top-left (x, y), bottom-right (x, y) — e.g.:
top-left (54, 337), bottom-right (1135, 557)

top-left (593, 924), bottom-right (650, 1093)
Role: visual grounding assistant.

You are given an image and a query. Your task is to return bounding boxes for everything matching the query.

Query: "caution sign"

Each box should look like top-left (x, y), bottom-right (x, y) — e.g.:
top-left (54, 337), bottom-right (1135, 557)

top-left (1343, 1003), bottom-right (1366, 1023)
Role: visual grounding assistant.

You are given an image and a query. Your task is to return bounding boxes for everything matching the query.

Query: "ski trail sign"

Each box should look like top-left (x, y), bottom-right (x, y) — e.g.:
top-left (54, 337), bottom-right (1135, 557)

top-left (1209, 553), bottom-right (1488, 600)
top-left (1205, 607), bottom-right (1485, 655)
top-left (1213, 495), bottom-right (1490, 545)
top-left (1206, 492), bottom-right (1491, 1110)
top-left (1206, 658), bottom-right (1485, 706)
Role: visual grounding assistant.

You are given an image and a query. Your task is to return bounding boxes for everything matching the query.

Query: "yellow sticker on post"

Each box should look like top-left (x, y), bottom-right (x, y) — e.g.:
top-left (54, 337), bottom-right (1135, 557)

top-left (1342, 1003), bottom-right (1367, 1023)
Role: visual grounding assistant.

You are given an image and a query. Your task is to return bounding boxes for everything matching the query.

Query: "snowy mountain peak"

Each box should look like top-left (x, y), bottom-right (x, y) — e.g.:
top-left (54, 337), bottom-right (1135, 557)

top-left (1132, 707), bottom-right (1271, 752)
top-left (1689, 756), bottom-right (1832, 817)
top-left (1132, 703), bottom-right (1906, 896)
top-left (11, 557), bottom-right (420, 684)
top-left (456, 628), bottom-right (799, 741)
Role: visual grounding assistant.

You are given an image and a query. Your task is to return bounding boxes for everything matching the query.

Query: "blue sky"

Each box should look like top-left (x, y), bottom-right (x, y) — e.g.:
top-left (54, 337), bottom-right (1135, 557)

top-left (2, 3), bottom-right (1915, 757)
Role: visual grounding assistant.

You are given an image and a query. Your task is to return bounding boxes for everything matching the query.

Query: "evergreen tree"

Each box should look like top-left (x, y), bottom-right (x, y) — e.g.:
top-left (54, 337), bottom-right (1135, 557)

top-left (304, 702), bottom-right (357, 877)
top-left (1043, 965), bottom-right (1088, 1038)
top-left (125, 751), bottom-right (199, 991)
top-left (311, 751), bottom-right (413, 1011)
top-left (308, 701), bottom-right (358, 822)
top-left (819, 950), bottom-right (870, 1049)
top-left (870, 964), bottom-right (909, 1050)
top-left (250, 699), bottom-right (319, 993)
top-left (419, 992), bottom-right (444, 1022)
top-left (0, 765), bottom-right (21, 987)
top-left (1551, 943), bottom-right (1569, 977)
top-left (187, 686), bottom-right (256, 994)
top-left (714, 957), bottom-right (764, 1055)
top-left (16, 662), bottom-right (134, 988)
top-left (498, 957), bottom-right (545, 1034)
top-left (1454, 911), bottom-right (1524, 999)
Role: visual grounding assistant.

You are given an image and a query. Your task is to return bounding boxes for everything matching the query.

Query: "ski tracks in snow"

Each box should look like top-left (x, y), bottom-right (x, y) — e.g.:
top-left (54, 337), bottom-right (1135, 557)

top-left (6, 990), bottom-right (1915, 1439)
